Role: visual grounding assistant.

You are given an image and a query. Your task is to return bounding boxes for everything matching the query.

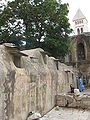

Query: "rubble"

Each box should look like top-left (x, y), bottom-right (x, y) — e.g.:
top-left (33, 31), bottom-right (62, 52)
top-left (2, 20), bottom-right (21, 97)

top-left (56, 92), bottom-right (90, 110)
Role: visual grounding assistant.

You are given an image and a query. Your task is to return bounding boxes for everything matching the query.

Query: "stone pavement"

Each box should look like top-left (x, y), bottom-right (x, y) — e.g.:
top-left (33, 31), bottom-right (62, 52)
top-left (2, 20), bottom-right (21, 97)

top-left (41, 107), bottom-right (90, 120)
top-left (83, 88), bottom-right (90, 95)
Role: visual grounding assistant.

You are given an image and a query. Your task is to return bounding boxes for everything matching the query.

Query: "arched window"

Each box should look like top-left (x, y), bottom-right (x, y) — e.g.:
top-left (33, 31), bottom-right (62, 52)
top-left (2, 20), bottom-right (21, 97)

top-left (75, 21), bottom-right (77, 25)
top-left (77, 28), bottom-right (80, 34)
top-left (77, 43), bottom-right (85, 60)
top-left (81, 28), bottom-right (83, 33)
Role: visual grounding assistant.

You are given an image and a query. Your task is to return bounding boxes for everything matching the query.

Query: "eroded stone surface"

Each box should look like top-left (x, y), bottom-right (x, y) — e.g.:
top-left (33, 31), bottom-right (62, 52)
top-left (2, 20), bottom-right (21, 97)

top-left (0, 46), bottom-right (76, 120)
top-left (42, 107), bottom-right (90, 120)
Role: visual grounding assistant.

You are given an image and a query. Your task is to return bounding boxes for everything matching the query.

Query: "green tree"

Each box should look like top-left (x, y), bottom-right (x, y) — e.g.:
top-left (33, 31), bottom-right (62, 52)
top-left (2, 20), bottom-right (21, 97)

top-left (0, 0), bottom-right (72, 58)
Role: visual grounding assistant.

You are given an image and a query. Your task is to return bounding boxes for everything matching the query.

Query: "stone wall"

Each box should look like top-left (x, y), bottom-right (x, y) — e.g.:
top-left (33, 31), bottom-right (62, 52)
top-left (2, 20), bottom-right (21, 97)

top-left (71, 34), bottom-right (90, 87)
top-left (0, 45), bottom-right (76, 120)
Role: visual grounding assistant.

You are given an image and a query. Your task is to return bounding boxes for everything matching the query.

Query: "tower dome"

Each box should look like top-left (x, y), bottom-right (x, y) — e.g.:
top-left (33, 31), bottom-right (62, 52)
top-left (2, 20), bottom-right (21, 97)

top-left (73, 9), bottom-right (88, 35)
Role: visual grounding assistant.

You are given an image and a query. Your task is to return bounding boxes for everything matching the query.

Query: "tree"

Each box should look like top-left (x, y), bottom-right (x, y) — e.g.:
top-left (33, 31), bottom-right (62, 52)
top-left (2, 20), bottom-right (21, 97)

top-left (0, 0), bottom-right (72, 58)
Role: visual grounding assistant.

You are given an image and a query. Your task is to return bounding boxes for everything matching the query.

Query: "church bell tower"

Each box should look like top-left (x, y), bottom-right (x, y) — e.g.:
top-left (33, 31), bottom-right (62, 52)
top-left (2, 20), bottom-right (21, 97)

top-left (73, 9), bottom-right (88, 35)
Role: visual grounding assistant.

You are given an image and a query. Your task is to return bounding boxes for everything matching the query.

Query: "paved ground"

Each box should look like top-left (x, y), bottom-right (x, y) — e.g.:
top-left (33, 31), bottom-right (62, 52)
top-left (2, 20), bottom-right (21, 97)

top-left (41, 107), bottom-right (90, 120)
top-left (83, 88), bottom-right (90, 95)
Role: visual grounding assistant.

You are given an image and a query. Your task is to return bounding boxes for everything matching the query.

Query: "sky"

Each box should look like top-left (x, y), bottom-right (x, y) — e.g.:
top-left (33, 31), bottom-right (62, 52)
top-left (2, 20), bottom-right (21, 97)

top-left (62, 0), bottom-right (90, 31)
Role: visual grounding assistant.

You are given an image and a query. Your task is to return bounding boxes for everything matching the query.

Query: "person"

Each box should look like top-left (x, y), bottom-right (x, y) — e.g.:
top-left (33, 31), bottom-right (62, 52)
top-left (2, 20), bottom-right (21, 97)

top-left (78, 77), bottom-right (85, 92)
top-left (70, 84), bottom-right (74, 93)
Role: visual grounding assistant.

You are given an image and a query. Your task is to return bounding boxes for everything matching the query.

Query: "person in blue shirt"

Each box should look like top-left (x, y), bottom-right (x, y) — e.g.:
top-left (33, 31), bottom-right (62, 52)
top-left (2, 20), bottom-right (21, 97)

top-left (78, 77), bottom-right (85, 92)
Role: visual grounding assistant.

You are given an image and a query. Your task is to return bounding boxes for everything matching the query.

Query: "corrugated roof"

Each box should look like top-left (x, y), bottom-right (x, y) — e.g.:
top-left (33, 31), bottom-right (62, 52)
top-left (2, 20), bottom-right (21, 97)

top-left (73, 9), bottom-right (86, 21)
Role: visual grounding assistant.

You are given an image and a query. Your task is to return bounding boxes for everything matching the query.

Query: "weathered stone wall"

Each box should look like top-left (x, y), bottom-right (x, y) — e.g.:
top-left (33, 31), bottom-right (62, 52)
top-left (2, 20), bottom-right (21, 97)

top-left (0, 46), bottom-right (6, 120)
top-left (0, 46), bottom-right (76, 120)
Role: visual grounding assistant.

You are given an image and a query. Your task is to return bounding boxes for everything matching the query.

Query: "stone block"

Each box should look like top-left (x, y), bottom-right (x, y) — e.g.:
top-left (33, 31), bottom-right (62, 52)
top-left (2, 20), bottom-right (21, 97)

top-left (56, 95), bottom-right (67, 107)
top-left (56, 94), bottom-right (90, 110)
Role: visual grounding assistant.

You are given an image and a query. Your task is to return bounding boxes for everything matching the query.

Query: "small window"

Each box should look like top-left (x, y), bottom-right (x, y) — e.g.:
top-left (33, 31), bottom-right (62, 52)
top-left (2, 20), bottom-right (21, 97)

top-left (77, 28), bottom-right (80, 34)
top-left (80, 21), bottom-right (82, 24)
top-left (75, 21), bottom-right (77, 25)
top-left (81, 28), bottom-right (83, 33)
top-left (77, 21), bottom-right (79, 24)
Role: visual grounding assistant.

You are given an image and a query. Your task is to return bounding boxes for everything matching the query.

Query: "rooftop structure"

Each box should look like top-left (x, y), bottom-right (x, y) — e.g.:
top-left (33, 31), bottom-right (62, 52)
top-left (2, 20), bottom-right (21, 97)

top-left (73, 9), bottom-right (88, 35)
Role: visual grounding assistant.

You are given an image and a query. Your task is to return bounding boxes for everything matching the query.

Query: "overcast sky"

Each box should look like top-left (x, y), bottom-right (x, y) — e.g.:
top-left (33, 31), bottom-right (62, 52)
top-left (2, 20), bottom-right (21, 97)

top-left (62, 0), bottom-right (90, 31)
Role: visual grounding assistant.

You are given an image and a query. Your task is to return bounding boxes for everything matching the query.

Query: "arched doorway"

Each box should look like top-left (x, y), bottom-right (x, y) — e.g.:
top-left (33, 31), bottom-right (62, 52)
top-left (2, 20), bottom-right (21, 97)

top-left (77, 42), bottom-right (85, 61)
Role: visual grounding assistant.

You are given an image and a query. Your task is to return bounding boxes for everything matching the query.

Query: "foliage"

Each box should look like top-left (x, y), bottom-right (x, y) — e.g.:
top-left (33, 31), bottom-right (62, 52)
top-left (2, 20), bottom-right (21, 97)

top-left (0, 0), bottom-right (72, 58)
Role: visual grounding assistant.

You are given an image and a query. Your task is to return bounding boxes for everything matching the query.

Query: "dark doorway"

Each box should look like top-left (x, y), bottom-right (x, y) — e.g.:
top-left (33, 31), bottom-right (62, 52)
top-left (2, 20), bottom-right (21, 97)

top-left (77, 43), bottom-right (85, 60)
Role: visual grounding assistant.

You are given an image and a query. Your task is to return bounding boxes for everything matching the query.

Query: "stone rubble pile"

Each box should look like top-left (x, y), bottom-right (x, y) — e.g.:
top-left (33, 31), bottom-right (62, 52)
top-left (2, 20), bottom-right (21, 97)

top-left (56, 92), bottom-right (90, 110)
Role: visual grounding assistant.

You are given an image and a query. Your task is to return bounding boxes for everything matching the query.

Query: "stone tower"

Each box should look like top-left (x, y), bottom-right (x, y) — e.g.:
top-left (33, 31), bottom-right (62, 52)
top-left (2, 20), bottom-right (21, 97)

top-left (65, 9), bottom-right (90, 88)
top-left (73, 9), bottom-right (88, 35)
